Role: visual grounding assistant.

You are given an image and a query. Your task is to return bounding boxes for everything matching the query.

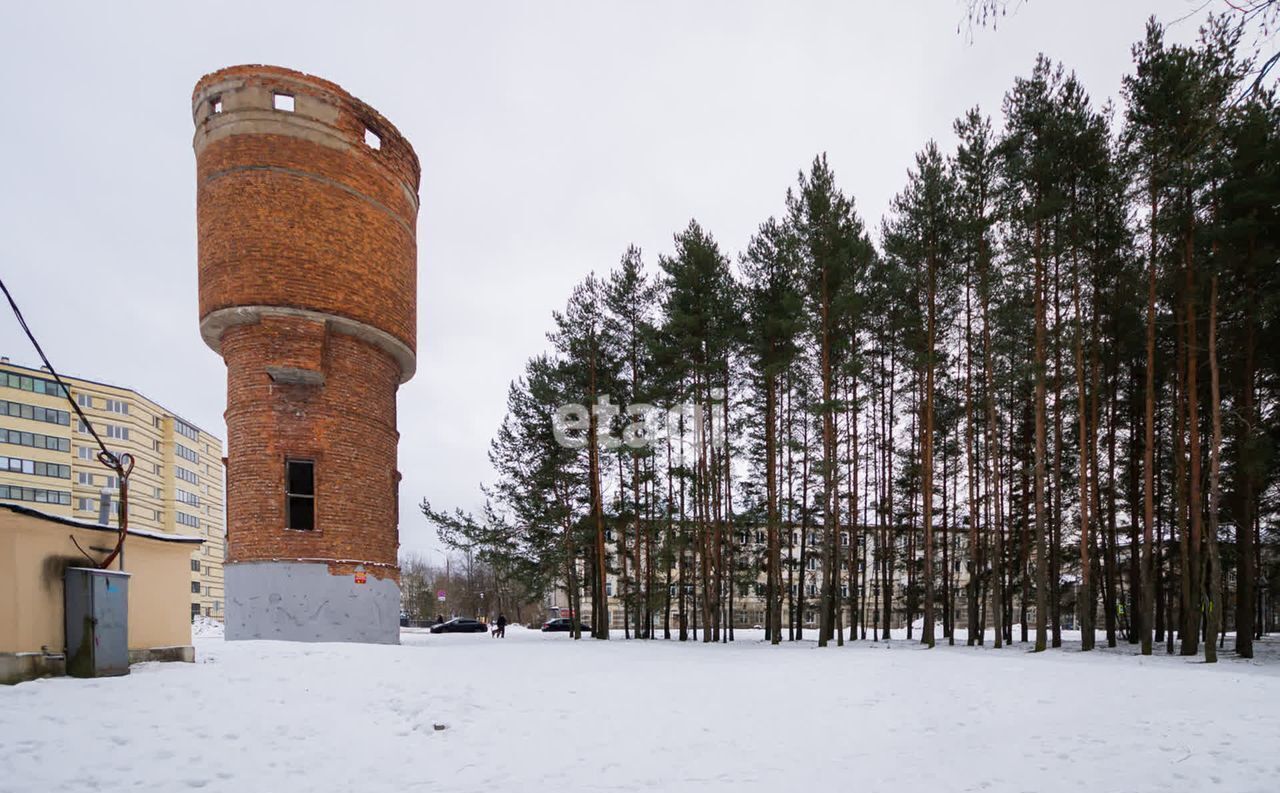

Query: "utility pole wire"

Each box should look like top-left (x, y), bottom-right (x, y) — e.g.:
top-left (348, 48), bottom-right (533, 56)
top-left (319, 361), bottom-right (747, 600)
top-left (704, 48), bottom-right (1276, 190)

top-left (0, 275), bottom-right (133, 568)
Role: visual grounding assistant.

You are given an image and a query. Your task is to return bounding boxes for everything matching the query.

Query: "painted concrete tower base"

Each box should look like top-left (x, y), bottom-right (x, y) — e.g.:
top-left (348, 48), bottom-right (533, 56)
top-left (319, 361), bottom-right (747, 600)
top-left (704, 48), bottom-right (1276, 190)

top-left (225, 562), bottom-right (400, 644)
top-left (193, 66), bottom-right (420, 644)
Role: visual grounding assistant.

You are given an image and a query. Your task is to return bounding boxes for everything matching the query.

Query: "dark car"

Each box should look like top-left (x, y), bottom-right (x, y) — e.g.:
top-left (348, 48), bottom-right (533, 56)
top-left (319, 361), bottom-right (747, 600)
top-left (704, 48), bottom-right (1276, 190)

top-left (429, 618), bottom-right (489, 634)
top-left (540, 617), bottom-right (591, 634)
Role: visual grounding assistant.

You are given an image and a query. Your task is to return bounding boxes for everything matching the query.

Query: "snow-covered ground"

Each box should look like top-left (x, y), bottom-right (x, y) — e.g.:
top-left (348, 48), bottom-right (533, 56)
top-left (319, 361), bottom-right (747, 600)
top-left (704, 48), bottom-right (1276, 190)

top-left (3, 627), bottom-right (1278, 792)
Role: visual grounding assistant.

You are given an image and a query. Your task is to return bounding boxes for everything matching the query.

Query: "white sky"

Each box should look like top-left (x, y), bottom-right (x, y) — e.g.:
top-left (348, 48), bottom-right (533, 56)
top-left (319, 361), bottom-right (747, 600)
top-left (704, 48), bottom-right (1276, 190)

top-left (0, 1), bottom-right (1213, 561)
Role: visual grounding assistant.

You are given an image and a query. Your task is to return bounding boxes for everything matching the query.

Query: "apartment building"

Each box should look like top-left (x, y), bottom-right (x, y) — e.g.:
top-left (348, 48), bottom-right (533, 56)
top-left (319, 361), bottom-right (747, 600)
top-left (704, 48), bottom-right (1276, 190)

top-left (549, 522), bottom-right (980, 632)
top-left (0, 358), bottom-right (225, 618)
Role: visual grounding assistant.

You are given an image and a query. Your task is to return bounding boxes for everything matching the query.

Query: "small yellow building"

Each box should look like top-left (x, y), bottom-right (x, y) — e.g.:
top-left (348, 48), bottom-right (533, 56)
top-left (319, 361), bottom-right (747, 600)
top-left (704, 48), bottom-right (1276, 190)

top-left (0, 502), bottom-right (203, 684)
top-left (0, 358), bottom-right (225, 619)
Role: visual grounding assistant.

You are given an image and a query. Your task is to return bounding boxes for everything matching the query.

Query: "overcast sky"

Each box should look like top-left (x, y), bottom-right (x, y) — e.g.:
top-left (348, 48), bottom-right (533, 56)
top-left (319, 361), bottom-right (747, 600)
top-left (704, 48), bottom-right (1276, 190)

top-left (0, 1), bottom-right (1213, 561)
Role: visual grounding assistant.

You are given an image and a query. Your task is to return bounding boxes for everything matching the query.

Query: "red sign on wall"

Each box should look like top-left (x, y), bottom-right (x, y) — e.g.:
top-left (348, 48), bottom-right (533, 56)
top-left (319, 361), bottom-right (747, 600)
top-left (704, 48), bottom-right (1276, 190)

top-left (354, 567), bottom-right (367, 585)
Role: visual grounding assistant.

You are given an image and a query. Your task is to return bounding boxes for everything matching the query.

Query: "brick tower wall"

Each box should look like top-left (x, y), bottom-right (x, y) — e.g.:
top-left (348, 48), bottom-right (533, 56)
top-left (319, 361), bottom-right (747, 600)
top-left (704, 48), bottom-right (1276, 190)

top-left (193, 65), bottom-right (420, 644)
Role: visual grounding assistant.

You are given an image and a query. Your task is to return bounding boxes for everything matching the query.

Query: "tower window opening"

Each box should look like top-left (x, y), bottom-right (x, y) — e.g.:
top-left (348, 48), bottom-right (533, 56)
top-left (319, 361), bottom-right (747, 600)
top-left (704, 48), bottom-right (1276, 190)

top-left (273, 93), bottom-right (295, 112)
top-left (285, 459), bottom-right (315, 531)
top-left (364, 127), bottom-right (381, 150)
top-left (211, 96), bottom-right (222, 114)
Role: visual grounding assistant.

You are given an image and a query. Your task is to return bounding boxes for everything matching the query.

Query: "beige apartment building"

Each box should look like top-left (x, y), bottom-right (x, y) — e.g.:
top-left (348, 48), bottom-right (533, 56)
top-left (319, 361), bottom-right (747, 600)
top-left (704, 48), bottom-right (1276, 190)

top-left (550, 524), bottom-right (980, 632)
top-left (0, 358), bottom-right (225, 619)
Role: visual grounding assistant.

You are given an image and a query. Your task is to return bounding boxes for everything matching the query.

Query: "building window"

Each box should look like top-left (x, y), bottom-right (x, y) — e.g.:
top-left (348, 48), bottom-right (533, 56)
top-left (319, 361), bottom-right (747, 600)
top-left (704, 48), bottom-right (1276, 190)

top-left (191, 559), bottom-right (201, 572)
top-left (191, 603), bottom-right (201, 617)
top-left (0, 484), bottom-right (71, 506)
top-left (190, 581), bottom-right (201, 594)
top-left (176, 443), bottom-right (199, 463)
top-left (176, 512), bottom-right (200, 529)
top-left (77, 393), bottom-right (92, 408)
top-left (104, 399), bottom-right (129, 415)
top-left (285, 459), bottom-right (315, 531)
top-left (1, 427), bottom-right (70, 453)
top-left (1, 399), bottom-right (70, 426)
top-left (1, 456), bottom-right (68, 479)
top-left (175, 420), bottom-right (199, 441)
top-left (3, 372), bottom-right (68, 398)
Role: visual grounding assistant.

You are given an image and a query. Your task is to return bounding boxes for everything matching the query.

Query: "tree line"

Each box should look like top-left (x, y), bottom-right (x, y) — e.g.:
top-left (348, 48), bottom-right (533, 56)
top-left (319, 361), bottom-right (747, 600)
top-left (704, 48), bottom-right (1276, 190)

top-left (423, 16), bottom-right (1279, 661)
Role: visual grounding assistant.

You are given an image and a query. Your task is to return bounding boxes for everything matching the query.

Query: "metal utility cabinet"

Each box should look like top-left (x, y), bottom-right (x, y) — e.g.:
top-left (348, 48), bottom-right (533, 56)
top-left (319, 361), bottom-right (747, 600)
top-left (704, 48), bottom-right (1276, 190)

top-left (64, 567), bottom-right (130, 678)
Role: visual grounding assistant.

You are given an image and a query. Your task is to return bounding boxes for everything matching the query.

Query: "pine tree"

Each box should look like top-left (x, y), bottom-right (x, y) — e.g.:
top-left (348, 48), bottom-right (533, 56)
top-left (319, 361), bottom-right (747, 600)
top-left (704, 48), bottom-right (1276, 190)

top-left (789, 155), bottom-right (874, 647)
top-left (742, 216), bottom-right (803, 645)
top-left (884, 142), bottom-right (958, 647)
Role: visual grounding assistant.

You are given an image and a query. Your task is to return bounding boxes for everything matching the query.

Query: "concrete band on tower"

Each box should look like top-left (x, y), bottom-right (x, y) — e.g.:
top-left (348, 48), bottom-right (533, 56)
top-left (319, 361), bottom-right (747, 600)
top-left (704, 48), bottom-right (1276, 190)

top-left (193, 65), bottom-right (420, 644)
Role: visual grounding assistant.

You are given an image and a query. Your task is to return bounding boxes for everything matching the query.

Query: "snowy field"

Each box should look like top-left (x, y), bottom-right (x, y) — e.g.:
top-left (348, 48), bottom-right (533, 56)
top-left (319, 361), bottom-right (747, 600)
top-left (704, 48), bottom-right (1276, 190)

top-left (2, 627), bottom-right (1278, 793)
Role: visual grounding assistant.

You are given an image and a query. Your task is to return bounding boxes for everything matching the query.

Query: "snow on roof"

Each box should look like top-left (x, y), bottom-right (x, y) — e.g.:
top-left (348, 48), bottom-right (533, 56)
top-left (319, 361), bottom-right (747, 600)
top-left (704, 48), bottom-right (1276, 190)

top-left (0, 503), bottom-right (205, 544)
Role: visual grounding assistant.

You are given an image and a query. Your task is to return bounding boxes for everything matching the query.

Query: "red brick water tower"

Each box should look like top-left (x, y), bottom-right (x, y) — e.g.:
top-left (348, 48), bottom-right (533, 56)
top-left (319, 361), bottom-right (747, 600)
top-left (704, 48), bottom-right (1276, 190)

top-left (192, 65), bottom-right (419, 643)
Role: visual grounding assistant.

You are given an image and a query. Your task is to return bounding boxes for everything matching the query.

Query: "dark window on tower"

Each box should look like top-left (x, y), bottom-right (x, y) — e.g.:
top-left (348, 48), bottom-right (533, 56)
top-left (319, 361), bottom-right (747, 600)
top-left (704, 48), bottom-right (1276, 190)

top-left (285, 459), bottom-right (315, 531)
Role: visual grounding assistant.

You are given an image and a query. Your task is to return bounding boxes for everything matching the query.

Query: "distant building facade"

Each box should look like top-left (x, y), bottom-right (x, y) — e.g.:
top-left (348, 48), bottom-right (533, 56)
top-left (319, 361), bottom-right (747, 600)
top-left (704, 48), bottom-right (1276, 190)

top-left (548, 521), bottom-right (979, 633)
top-left (0, 358), bottom-right (226, 619)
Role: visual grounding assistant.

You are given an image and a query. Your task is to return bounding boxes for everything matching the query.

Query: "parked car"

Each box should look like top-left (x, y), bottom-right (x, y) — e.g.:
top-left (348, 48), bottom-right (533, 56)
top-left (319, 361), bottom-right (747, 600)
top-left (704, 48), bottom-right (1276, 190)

top-left (541, 617), bottom-right (592, 634)
top-left (429, 618), bottom-right (488, 634)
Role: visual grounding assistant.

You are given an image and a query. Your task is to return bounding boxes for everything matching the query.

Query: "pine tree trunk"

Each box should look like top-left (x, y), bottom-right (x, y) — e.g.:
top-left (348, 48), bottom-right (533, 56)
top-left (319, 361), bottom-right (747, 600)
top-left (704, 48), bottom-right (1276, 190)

top-left (1051, 255), bottom-right (1064, 648)
top-left (923, 252), bottom-right (937, 648)
top-left (1181, 221), bottom-right (1203, 657)
top-left (965, 269), bottom-right (980, 645)
top-left (982, 257), bottom-right (1004, 649)
top-left (1235, 271), bottom-right (1257, 657)
top-left (1033, 225), bottom-right (1049, 653)
top-left (766, 371), bottom-right (782, 645)
top-left (1074, 260), bottom-right (1093, 651)
top-left (1141, 186), bottom-right (1158, 655)
top-left (1204, 275), bottom-right (1222, 663)
top-left (588, 352), bottom-right (610, 640)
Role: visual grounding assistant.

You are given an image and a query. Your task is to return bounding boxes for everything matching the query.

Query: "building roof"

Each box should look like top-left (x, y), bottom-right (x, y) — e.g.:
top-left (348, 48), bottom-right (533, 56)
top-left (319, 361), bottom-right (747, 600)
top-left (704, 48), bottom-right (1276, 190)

top-left (0, 502), bottom-right (205, 544)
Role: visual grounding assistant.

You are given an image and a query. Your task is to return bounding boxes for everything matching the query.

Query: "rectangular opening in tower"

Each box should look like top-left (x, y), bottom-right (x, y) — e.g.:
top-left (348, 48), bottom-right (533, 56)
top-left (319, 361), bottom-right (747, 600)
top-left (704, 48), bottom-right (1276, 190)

top-left (285, 459), bottom-right (315, 530)
top-left (364, 127), bottom-right (381, 150)
top-left (273, 93), bottom-right (295, 112)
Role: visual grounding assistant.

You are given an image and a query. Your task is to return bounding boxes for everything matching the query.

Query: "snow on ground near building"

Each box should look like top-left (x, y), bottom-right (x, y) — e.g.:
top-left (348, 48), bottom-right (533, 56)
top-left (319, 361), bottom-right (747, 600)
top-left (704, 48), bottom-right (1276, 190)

top-left (2, 628), bottom-right (1278, 793)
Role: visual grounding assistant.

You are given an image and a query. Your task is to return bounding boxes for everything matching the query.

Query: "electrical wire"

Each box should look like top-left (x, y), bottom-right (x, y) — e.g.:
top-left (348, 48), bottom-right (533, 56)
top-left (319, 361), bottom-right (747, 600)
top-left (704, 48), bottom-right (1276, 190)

top-left (0, 275), bottom-right (132, 568)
